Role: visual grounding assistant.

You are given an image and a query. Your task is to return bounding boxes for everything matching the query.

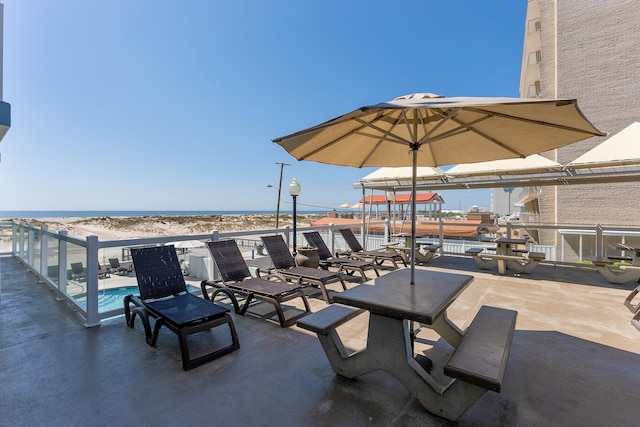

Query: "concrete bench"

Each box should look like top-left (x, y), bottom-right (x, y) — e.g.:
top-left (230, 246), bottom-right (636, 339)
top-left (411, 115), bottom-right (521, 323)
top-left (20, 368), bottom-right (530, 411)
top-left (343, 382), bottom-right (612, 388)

top-left (395, 243), bottom-right (440, 264)
top-left (444, 305), bottom-right (518, 393)
top-left (607, 255), bottom-right (633, 262)
top-left (297, 304), bottom-right (364, 335)
top-left (465, 247), bottom-right (485, 256)
top-left (590, 257), bottom-right (640, 284)
top-left (528, 252), bottom-right (546, 261)
top-left (511, 248), bottom-right (529, 255)
top-left (466, 248), bottom-right (522, 274)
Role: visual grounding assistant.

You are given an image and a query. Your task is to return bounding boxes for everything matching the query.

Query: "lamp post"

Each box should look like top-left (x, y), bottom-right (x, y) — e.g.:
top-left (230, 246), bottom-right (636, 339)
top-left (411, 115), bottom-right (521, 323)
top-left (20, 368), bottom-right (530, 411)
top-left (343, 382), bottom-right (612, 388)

top-left (288, 178), bottom-right (301, 255)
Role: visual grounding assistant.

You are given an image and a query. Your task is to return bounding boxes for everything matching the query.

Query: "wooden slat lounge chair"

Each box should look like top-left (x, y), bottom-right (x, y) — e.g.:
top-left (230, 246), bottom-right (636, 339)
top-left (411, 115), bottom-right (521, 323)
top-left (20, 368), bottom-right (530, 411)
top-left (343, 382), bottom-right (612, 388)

top-left (124, 245), bottom-right (240, 371)
top-left (337, 228), bottom-right (406, 269)
top-left (260, 235), bottom-right (347, 304)
top-left (303, 231), bottom-right (379, 282)
top-left (202, 240), bottom-right (311, 328)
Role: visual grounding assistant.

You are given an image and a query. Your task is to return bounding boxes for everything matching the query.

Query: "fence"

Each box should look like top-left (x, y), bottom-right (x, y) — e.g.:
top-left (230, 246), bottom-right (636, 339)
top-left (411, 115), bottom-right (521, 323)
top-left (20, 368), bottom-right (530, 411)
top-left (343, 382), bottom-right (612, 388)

top-left (4, 219), bottom-right (640, 327)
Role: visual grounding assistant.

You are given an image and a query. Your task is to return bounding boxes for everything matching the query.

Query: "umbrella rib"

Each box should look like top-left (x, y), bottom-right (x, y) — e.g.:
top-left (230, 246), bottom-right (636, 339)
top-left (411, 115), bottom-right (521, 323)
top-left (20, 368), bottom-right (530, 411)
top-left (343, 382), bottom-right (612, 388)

top-left (295, 113), bottom-right (392, 160)
top-left (463, 107), bottom-right (604, 136)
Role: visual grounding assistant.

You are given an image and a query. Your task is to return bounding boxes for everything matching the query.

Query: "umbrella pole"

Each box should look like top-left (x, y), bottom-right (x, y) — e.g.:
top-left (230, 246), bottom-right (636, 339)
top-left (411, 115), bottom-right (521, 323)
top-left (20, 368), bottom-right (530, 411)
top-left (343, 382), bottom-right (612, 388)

top-left (410, 145), bottom-right (417, 285)
top-left (409, 143), bottom-right (418, 352)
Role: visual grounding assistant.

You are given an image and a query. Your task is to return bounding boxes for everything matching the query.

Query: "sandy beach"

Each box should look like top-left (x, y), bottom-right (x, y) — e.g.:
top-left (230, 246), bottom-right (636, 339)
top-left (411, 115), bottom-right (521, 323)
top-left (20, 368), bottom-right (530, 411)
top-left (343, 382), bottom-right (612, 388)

top-left (0, 213), bottom-right (321, 253)
top-left (5, 213), bottom-right (320, 239)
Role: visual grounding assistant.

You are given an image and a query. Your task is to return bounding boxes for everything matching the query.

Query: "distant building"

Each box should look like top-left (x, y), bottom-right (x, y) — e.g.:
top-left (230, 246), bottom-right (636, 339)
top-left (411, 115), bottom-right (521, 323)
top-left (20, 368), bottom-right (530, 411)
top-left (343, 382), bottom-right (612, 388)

top-left (492, 0), bottom-right (640, 260)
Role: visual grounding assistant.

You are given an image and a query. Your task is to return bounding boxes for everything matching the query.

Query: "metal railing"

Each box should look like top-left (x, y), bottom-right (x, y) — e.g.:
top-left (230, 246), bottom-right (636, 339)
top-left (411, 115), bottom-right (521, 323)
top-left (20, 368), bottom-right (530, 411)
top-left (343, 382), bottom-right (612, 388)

top-left (5, 219), bottom-right (640, 327)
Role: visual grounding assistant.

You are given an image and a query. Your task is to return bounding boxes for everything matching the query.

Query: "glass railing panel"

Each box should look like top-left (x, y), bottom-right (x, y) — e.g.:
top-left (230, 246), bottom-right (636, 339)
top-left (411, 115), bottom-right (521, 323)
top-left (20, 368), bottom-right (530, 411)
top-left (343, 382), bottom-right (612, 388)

top-left (32, 228), bottom-right (42, 274)
top-left (45, 233), bottom-right (61, 286)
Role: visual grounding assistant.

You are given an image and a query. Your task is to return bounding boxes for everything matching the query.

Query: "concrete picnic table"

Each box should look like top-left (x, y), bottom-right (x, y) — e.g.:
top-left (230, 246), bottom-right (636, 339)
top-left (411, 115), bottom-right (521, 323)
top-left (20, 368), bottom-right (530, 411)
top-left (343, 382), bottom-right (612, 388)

top-left (297, 269), bottom-right (518, 420)
top-left (467, 237), bottom-right (545, 275)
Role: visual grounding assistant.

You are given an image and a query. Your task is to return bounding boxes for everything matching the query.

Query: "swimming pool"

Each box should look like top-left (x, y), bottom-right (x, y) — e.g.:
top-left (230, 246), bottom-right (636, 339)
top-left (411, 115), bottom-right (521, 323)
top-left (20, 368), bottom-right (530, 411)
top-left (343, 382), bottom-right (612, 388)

top-left (78, 285), bottom-right (200, 313)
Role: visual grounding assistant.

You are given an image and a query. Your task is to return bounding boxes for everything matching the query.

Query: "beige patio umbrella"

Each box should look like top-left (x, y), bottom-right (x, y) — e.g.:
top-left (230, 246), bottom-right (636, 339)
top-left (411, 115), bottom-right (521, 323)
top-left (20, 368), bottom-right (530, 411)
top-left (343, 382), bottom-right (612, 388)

top-left (273, 92), bottom-right (604, 284)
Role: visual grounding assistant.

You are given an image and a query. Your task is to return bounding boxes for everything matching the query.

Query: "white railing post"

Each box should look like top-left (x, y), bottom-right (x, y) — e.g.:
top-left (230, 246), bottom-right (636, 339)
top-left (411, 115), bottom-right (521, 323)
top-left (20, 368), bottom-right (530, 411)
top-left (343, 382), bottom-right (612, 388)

top-left (18, 222), bottom-right (25, 261)
top-left (328, 223), bottom-right (335, 256)
top-left (11, 221), bottom-right (17, 255)
top-left (27, 224), bottom-right (34, 266)
top-left (85, 235), bottom-right (100, 327)
top-left (39, 226), bottom-right (48, 283)
top-left (595, 224), bottom-right (604, 258)
top-left (58, 231), bottom-right (68, 299)
top-left (208, 230), bottom-right (220, 281)
top-left (284, 226), bottom-right (291, 247)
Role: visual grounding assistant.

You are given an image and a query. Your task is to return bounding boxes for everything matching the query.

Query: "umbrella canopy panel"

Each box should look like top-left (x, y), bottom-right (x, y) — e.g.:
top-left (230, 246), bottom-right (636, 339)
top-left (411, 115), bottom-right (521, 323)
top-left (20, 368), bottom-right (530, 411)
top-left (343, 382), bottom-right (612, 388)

top-left (274, 93), bottom-right (605, 168)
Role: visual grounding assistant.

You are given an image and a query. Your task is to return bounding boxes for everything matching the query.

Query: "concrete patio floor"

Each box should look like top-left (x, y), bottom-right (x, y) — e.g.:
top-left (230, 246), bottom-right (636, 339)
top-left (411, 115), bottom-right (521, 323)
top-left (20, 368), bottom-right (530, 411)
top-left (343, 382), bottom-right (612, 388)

top-left (1, 253), bottom-right (639, 426)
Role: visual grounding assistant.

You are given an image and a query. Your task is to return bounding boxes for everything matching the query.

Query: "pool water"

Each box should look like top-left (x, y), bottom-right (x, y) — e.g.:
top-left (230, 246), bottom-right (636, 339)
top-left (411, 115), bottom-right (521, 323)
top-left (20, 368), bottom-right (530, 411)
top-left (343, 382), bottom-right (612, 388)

top-left (78, 285), bottom-right (200, 313)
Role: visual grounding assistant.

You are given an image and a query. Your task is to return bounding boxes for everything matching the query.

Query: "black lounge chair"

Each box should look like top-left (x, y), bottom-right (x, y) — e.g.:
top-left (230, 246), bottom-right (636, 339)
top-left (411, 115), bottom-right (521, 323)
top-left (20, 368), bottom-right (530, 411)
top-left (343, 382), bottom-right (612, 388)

top-left (202, 240), bottom-right (311, 328)
top-left (124, 245), bottom-right (240, 370)
top-left (108, 258), bottom-right (130, 275)
top-left (260, 235), bottom-right (347, 304)
top-left (303, 231), bottom-right (380, 282)
top-left (338, 228), bottom-right (406, 269)
top-left (70, 262), bottom-right (87, 281)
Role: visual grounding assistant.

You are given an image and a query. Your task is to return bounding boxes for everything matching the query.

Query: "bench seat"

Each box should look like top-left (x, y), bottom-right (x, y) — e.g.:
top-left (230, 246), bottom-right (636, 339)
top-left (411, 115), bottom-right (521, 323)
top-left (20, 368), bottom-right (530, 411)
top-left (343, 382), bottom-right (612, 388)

top-left (607, 255), bottom-right (633, 262)
top-left (465, 247), bottom-right (485, 255)
top-left (528, 252), bottom-right (546, 261)
top-left (297, 304), bottom-right (364, 335)
top-left (444, 305), bottom-right (517, 393)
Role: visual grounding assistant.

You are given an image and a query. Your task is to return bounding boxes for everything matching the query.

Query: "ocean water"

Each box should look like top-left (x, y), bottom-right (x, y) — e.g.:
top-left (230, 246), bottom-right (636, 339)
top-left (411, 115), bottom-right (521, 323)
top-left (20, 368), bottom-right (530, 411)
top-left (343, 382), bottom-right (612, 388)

top-left (0, 210), bottom-right (319, 220)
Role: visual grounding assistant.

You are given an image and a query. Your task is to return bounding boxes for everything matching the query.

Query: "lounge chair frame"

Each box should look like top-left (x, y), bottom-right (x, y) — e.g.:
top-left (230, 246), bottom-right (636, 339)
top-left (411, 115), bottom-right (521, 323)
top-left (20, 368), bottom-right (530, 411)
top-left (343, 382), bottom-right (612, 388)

top-left (260, 235), bottom-right (347, 304)
top-left (337, 228), bottom-right (406, 269)
top-left (303, 231), bottom-right (379, 282)
top-left (124, 245), bottom-right (240, 370)
top-left (203, 240), bottom-right (311, 328)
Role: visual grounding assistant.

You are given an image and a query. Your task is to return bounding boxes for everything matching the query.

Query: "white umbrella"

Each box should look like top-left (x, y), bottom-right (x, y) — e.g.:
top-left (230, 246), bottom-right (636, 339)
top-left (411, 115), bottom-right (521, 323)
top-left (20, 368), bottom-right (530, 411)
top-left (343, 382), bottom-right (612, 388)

top-left (338, 202), bottom-right (352, 209)
top-left (273, 92), bottom-right (604, 284)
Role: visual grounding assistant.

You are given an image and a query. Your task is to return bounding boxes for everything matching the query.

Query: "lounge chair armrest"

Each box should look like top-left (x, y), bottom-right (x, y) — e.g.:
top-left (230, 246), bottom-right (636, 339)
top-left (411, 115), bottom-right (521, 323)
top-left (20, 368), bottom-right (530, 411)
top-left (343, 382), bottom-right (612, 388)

top-left (262, 272), bottom-right (288, 283)
top-left (255, 267), bottom-right (276, 278)
top-left (200, 280), bottom-right (241, 313)
top-left (334, 249), bottom-right (351, 258)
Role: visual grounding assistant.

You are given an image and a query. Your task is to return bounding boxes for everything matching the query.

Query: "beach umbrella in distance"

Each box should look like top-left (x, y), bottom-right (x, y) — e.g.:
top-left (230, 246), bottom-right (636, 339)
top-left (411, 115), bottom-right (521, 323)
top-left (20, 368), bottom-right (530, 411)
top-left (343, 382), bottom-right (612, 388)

top-left (339, 202), bottom-right (352, 209)
top-left (273, 92), bottom-right (605, 284)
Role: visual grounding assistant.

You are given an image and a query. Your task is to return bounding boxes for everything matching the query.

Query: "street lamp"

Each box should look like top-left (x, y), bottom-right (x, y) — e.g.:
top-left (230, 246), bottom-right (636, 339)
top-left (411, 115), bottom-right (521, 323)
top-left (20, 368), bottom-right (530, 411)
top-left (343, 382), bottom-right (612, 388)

top-left (288, 178), bottom-right (301, 255)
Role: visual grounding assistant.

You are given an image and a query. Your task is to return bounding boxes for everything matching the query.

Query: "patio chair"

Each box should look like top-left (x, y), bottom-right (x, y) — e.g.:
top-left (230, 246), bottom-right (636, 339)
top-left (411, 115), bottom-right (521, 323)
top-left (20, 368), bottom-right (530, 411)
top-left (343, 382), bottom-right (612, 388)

top-left (124, 245), bottom-right (240, 370)
top-left (108, 258), bottom-right (130, 275)
top-left (337, 228), bottom-right (406, 269)
top-left (203, 240), bottom-right (311, 328)
top-left (303, 231), bottom-right (379, 282)
top-left (260, 234), bottom-right (347, 304)
top-left (70, 262), bottom-right (87, 281)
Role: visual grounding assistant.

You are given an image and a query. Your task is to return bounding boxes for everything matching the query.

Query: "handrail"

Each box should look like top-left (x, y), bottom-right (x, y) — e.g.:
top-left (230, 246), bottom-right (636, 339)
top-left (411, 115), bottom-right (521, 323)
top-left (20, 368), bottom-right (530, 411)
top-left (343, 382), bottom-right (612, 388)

top-left (7, 218), bottom-right (640, 327)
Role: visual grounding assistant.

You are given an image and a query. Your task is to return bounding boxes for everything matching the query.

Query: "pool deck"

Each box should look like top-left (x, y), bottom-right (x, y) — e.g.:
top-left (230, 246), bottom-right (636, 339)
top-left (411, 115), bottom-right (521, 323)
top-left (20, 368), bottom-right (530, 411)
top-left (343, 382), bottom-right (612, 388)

top-left (1, 253), bottom-right (639, 426)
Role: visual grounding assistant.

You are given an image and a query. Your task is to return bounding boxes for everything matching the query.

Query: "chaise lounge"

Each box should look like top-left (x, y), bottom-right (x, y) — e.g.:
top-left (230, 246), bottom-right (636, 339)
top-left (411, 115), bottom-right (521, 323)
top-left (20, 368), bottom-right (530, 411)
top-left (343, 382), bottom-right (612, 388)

top-left (338, 228), bottom-right (406, 269)
top-left (260, 234), bottom-right (347, 304)
top-left (202, 239), bottom-right (311, 328)
top-left (303, 231), bottom-right (379, 282)
top-left (124, 245), bottom-right (240, 370)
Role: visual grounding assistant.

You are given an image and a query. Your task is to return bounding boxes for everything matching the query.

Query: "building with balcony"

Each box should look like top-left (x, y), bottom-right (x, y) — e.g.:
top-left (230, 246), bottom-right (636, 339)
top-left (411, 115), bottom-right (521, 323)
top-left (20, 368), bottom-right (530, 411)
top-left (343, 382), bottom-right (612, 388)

top-left (493, 0), bottom-right (640, 260)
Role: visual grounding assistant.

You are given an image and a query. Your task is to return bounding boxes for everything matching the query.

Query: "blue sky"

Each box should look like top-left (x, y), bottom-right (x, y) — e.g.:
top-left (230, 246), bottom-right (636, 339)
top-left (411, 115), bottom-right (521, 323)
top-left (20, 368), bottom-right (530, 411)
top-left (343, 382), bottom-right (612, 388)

top-left (0, 1), bottom-right (527, 213)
